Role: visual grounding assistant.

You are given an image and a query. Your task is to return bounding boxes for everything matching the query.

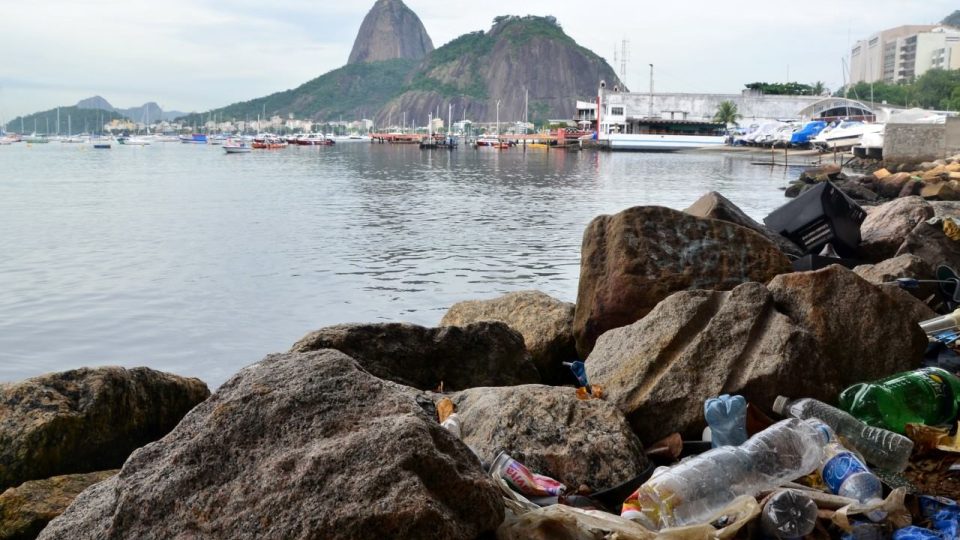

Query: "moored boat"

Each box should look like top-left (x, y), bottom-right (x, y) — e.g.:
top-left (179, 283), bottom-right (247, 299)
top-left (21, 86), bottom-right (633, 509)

top-left (180, 133), bottom-right (208, 144)
top-left (252, 136), bottom-right (288, 149)
top-left (296, 133), bottom-right (334, 146)
top-left (223, 140), bottom-right (252, 154)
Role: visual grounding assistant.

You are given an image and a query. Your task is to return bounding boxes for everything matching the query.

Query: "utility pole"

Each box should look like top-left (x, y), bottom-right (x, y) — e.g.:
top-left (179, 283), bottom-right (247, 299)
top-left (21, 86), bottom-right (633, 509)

top-left (649, 64), bottom-right (655, 118)
top-left (524, 88), bottom-right (529, 134)
top-left (496, 99), bottom-right (501, 137)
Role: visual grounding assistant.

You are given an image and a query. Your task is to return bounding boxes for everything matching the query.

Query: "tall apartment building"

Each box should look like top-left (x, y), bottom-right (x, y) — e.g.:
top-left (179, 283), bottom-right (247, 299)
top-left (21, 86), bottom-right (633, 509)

top-left (850, 25), bottom-right (960, 85)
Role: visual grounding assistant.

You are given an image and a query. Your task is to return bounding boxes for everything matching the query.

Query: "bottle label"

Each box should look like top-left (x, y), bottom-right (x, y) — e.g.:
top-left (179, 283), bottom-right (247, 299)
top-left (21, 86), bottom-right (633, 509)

top-left (822, 452), bottom-right (868, 494)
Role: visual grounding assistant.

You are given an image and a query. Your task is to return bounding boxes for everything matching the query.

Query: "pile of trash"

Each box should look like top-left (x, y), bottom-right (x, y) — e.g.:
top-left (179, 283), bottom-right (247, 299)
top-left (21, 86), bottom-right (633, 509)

top-left (449, 183), bottom-right (960, 538)
top-left (435, 345), bottom-right (960, 539)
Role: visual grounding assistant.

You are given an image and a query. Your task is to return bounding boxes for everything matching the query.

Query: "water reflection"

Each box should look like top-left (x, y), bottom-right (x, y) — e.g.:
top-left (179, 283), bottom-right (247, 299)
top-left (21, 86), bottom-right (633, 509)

top-left (0, 142), bottom-right (799, 386)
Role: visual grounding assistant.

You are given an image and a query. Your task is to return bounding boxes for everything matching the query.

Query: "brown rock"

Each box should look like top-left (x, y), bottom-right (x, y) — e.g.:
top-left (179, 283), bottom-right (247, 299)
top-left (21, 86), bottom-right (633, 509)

top-left (873, 168), bottom-right (892, 180)
top-left (453, 385), bottom-right (648, 491)
top-left (799, 164), bottom-right (842, 183)
top-left (876, 172), bottom-right (913, 199)
top-left (931, 201), bottom-right (960, 219)
top-left (858, 197), bottom-right (935, 262)
top-left (38, 351), bottom-right (504, 540)
top-left (291, 322), bottom-right (539, 391)
top-left (586, 266), bottom-right (925, 444)
top-left (896, 220), bottom-right (960, 273)
top-left (923, 182), bottom-right (960, 201)
top-left (347, 0), bottom-right (433, 64)
top-left (684, 191), bottom-right (803, 257)
top-left (0, 367), bottom-right (209, 492)
top-left (0, 471), bottom-right (116, 540)
top-left (767, 266), bottom-right (929, 375)
top-left (441, 291), bottom-right (577, 383)
top-left (854, 254), bottom-right (936, 304)
top-left (899, 179), bottom-right (925, 198)
top-left (573, 206), bottom-right (792, 358)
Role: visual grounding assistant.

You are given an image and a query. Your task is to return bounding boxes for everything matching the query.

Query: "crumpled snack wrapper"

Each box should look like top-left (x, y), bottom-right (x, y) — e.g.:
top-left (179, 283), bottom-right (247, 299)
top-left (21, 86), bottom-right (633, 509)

top-left (905, 422), bottom-right (960, 454)
top-left (436, 397), bottom-right (455, 424)
top-left (575, 385), bottom-right (603, 401)
top-left (831, 487), bottom-right (911, 532)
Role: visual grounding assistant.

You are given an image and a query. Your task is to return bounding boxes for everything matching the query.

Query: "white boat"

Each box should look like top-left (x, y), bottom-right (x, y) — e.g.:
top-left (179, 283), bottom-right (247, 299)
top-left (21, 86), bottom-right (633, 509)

top-left (23, 133), bottom-right (49, 144)
top-left (812, 121), bottom-right (883, 151)
top-left (223, 140), bottom-right (252, 154)
top-left (599, 118), bottom-right (727, 152)
top-left (60, 136), bottom-right (88, 144)
top-left (118, 136), bottom-right (150, 146)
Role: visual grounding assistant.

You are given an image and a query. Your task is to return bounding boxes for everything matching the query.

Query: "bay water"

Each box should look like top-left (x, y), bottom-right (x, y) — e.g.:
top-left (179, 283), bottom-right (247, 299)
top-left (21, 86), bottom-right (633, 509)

top-left (0, 142), bottom-right (803, 387)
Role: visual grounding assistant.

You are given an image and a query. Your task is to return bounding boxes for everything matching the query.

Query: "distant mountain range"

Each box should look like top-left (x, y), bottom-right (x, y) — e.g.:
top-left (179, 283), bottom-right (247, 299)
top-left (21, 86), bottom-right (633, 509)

top-left (75, 96), bottom-right (186, 123)
top-left (179, 0), bottom-right (622, 126)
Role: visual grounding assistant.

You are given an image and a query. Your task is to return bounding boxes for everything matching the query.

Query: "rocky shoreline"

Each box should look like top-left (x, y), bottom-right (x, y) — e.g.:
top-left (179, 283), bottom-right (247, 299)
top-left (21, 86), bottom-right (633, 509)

top-left (2, 178), bottom-right (958, 539)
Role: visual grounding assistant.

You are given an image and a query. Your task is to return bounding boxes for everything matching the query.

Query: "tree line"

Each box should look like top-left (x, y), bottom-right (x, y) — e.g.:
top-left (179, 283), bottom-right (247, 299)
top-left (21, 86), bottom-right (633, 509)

top-left (841, 69), bottom-right (960, 111)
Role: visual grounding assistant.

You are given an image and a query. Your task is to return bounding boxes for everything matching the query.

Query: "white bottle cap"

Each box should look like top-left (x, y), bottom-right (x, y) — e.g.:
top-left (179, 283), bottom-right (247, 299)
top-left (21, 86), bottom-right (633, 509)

top-left (772, 396), bottom-right (790, 416)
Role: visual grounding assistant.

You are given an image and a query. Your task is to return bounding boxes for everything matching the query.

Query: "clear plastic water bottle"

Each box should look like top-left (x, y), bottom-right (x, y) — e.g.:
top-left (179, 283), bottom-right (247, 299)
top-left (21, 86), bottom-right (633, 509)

top-left (820, 439), bottom-right (886, 522)
top-left (621, 418), bottom-right (831, 530)
top-left (774, 396), bottom-right (914, 472)
top-left (760, 490), bottom-right (818, 539)
top-left (704, 394), bottom-right (748, 448)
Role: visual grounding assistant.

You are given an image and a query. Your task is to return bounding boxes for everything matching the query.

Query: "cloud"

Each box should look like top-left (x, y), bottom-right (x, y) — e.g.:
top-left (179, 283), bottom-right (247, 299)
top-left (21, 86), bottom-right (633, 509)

top-left (1, 0), bottom-right (956, 119)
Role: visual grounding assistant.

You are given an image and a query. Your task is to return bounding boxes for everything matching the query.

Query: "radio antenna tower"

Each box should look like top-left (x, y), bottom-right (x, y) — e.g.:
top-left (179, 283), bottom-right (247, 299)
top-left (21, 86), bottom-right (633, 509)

top-left (619, 39), bottom-right (630, 87)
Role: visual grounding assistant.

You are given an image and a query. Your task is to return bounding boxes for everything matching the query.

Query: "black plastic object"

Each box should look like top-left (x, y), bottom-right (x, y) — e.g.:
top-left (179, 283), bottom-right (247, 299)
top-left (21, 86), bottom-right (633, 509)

top-left (791, 254), bottom-right (860, 272)
top-left (938, 265), bottom-right (960, 310)
top-left (590, 461), bottom-right (657, 512)
top-left (764, 181), bottom-right (867, 258)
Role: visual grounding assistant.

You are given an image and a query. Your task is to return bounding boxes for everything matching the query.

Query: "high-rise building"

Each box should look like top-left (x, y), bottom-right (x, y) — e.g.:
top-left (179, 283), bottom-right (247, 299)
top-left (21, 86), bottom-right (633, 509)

top-left (849, 25), bottom-right (960, 85)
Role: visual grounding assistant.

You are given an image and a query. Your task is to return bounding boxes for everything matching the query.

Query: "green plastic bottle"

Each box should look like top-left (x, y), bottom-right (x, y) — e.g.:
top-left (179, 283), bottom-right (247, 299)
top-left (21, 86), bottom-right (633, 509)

top-left (838, 367), bottom-right (960, 434)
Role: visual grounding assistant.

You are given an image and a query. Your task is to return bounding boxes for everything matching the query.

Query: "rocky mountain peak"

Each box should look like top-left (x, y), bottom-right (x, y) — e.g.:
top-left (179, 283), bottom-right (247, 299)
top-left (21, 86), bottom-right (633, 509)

top-left (348, 0), bottom-right (434, 65)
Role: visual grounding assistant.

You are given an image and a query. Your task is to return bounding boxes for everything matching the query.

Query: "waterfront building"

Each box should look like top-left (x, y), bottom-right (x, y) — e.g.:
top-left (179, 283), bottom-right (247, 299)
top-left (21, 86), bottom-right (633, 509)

top-left (849, 25), bottom-right (960, 85)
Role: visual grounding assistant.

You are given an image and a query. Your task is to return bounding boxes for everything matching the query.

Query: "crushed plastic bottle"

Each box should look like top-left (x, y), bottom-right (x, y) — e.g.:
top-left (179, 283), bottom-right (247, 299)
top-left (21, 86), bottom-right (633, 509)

top-left (920, 308), bottom-right (960, 345)
top-left (774, 395), bottom-right (914, 472)
top-left (621, 418), bottom-right (831, 530)
top-left (704, 395), bottom-right (748, 448)
top-left (491, 451), bottom-right (566, 497)
top-left (760, 490), bottom-right (818, 539)
top-left (839, 367), bottom-right (960, 434)
top-left (819, 438), bottom-right (886, 522)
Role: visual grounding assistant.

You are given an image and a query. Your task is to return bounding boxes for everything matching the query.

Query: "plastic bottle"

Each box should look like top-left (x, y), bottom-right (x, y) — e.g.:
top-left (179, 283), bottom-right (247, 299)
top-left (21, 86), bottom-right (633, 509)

top-left (773, 396), bottom-right (914, 472)
top-left (760, 490), bottom-right (818, 539)
top-left (621, 418), bottom-right (831, 530)
top-left (819, 439), bottom-right (886, 522)
top-left (891, 526), bottom-right (941, 540)
top-left (839, 367), bottom-right (960, 434)
top-left (920, 308), bottom-right (960, 344)
top-left (704, 394), bottom-right (748, 448)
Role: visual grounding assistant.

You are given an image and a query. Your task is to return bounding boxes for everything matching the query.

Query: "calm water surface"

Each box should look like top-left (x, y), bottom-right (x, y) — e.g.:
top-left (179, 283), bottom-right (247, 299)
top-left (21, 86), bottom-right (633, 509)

top-left (0, 142), bottom-right (802, 386)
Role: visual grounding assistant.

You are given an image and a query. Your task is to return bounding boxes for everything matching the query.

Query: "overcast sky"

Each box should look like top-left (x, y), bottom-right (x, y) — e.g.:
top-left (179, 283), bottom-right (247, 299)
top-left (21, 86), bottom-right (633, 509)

top-left (0, 1), bottom-right (955, 119)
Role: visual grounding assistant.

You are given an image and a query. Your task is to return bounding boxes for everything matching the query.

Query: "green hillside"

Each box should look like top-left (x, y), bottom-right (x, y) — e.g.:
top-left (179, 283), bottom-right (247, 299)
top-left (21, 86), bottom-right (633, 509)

top-left (5, 106), bottom-right (130, 135)
top-left (178, 59), bottom-right (417, 124)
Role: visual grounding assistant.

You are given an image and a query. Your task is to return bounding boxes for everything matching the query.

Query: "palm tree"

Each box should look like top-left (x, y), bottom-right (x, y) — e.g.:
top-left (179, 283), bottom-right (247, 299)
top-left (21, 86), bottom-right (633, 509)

top-left (812, 81), bottom-right (828, 96)
top-left (713, 101), bottom-right (742, 126)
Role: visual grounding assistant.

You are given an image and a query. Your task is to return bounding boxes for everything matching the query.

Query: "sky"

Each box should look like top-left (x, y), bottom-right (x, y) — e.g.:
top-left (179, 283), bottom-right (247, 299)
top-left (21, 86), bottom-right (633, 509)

top-left (0, 0), bottom-right (956, 120)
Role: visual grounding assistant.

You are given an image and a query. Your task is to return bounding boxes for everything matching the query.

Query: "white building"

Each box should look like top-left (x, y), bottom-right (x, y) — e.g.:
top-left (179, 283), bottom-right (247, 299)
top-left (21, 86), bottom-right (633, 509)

top-left (850, 25), bottom-right (960, 84)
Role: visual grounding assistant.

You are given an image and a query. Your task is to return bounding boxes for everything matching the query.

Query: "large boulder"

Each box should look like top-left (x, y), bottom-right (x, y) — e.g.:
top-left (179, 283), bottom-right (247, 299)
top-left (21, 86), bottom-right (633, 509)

top-left (858, 197), bottom-right (935, 262)
top-left (453, 385), bottom-right (647, 491)
top-left (0, 367), bottom-right (209, 491)
top-left (684, 192), bottom-right (803, 258)
top-left (0, 471), bottom-right (116, 540)
top-left (291, 322), bottom-right (539, 391)
top-left (876, 172), bottom-right (913, 199)
top-left (895, 220), bottom-right (960, 272)
top-left (587, 266), bottom-right (926, 444)
top-left (441, 291), bottom-right (577, 383)
top-left (573, 206), bottom-right (792, 358)
top-left (854, 254), bottom-right (937, 303)
top-left (39, 351), bottom-right (504, 540)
